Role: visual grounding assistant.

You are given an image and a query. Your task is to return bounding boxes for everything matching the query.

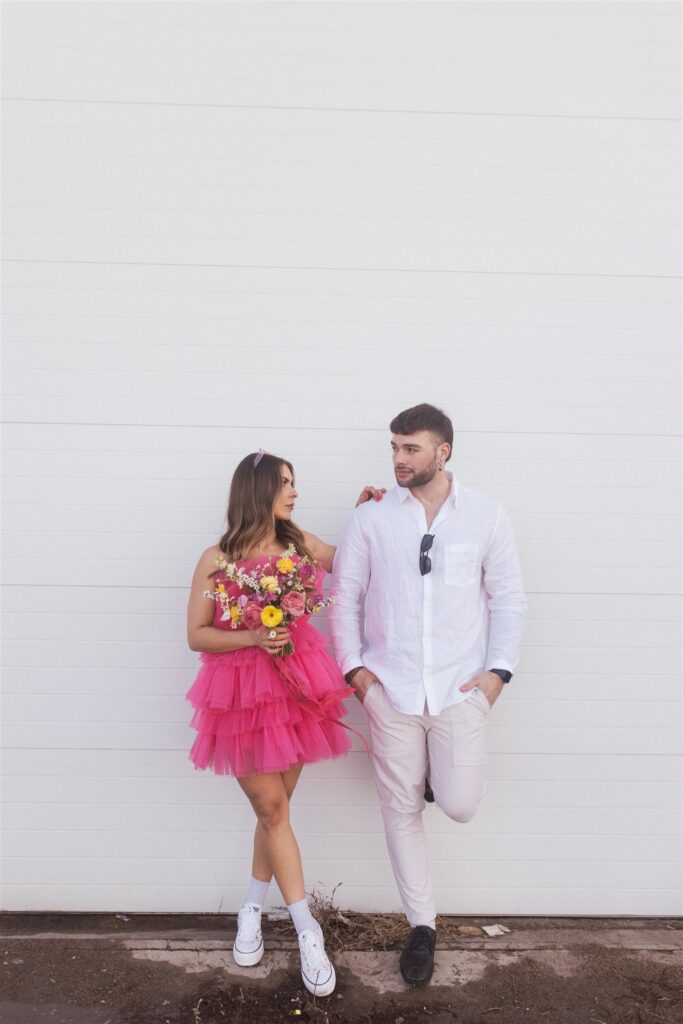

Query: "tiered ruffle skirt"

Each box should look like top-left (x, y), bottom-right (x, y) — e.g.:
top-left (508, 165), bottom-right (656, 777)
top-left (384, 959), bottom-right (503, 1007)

top-left (186, 624), bottom-right (352, 777)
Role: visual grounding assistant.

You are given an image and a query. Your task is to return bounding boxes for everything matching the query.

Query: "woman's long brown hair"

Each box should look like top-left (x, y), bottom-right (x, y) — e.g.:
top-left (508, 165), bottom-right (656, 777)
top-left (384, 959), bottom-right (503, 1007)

top-left (218, 452), bottom-right (314, 562)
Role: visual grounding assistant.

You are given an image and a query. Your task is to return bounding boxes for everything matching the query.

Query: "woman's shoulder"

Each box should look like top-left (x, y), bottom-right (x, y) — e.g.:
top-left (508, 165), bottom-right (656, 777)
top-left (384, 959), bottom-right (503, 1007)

top-left (196, 544), bottom-right (223, 575)
top-left (301, 530), bottom-right (322, 555)
top-left (300, 531), bottom-right (334, 574)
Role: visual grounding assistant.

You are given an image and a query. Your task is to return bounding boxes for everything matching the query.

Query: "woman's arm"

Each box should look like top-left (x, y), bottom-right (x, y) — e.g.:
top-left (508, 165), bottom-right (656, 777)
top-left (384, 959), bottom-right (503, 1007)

top-left (186, 546), bottom-right (290, 653)
top-left (302, 532), bottom-right (336, 574)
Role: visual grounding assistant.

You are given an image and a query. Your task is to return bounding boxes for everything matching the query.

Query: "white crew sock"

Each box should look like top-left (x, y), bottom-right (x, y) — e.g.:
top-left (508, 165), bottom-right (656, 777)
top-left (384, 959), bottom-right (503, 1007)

top-left (287, 897), bottom-right (318, 935)
top-left (242, 876), bottom-right (270, 909)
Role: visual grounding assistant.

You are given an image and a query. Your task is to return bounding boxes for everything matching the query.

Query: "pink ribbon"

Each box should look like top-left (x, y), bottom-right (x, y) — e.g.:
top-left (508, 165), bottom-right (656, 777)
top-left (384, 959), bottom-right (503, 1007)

top-left (272, 655), bottom-right (370, 755)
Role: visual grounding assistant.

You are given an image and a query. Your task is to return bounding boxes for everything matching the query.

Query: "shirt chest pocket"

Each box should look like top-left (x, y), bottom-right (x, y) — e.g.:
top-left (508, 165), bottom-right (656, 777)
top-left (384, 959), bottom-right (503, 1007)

top-left (444, 542), bottom-right (480, 587)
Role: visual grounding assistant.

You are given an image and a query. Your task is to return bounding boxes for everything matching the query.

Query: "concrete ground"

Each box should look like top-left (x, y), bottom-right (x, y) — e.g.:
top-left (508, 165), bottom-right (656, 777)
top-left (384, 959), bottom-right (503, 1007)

top-left (1, 913), bottom-right (682, 1024)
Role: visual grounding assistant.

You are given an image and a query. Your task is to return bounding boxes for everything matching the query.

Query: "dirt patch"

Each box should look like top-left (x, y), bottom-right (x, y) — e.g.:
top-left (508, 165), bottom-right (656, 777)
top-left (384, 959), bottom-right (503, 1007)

top-left (177, 949), bottom-right (683, 1024)
top-left (1, 916), bottom-right (682, 1024)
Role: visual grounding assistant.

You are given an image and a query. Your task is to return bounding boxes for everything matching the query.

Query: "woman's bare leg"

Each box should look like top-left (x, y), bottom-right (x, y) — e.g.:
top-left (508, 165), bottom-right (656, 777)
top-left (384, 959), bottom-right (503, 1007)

top-left (239, 765), bottom-right (305, 905)
top-left (249, 763), bottom-right (303, 883)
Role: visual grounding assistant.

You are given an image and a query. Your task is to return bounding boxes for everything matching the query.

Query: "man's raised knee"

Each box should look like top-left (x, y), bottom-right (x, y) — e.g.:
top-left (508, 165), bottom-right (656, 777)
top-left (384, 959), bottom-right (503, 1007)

top-left (435, 794), bottom-right (482, 823)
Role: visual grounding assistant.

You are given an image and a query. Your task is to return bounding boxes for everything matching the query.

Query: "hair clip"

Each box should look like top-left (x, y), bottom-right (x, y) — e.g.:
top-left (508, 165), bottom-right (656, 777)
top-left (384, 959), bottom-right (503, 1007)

top-left (253, 449), bottom-right (268, 467)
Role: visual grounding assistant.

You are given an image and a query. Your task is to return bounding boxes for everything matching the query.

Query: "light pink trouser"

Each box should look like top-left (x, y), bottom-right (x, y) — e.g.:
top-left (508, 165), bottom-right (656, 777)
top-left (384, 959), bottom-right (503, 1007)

top-left (363, 681), bottom-right (490, 929)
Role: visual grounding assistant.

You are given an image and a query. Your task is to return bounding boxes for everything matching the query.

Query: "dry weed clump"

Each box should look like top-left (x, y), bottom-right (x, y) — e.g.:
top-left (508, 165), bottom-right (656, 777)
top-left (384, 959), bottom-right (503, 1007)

top-left (268, 885), bottom-right (485, 952)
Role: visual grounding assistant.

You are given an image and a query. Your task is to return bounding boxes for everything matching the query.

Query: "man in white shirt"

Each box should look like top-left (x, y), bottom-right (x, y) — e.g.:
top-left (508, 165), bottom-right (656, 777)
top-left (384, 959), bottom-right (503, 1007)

top-left (330, 403), bottom-right (526, 986)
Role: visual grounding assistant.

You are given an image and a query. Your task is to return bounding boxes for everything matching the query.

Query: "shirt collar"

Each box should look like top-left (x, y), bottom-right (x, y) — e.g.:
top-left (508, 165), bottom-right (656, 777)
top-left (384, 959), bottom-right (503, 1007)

top-left (395, 472), bottom-right (460, 507)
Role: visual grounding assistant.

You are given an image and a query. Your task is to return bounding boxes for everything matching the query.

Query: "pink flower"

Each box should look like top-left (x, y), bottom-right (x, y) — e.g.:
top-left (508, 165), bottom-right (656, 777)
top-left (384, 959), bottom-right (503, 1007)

top-left (282, 590), bottom-right (306, 618)
top-left (242, 603), bottom-right (262, 629)
top-left (298, 564), bottom-right (317, 589)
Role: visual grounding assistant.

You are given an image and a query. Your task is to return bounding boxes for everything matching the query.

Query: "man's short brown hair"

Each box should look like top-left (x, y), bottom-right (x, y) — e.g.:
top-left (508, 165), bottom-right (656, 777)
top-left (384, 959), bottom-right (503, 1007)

top-left (389, 403), bottom-right (453, 462)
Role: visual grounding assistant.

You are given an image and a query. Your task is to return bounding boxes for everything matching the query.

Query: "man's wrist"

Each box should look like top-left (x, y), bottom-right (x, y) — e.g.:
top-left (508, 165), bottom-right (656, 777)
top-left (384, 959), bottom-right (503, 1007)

top-left (488, 668), bottom-right (513, 684)
top-left (344, 666), bottom-right (364, 684)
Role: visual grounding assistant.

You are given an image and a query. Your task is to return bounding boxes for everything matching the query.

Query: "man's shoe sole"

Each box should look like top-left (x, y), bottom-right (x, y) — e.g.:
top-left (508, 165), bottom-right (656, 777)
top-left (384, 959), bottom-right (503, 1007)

top-left (232, 938), bottom-right (264, 967)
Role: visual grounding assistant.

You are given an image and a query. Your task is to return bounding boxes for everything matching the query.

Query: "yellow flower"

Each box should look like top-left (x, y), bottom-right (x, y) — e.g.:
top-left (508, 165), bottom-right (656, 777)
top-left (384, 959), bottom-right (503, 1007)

top-left (230, 605), bottom-right (240, 622)
top-left (217, 583), bottom-right (226, 592)
top-left (276, 557), bottom-right (295, 574)
top-left (260, 576), bottom-right (279, 592)
top-left (261, 605), bottom-right (283, 628)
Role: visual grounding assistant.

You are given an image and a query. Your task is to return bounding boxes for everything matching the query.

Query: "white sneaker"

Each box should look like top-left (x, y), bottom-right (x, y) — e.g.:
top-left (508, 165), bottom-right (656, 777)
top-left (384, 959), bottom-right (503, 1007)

top-left (232, 903), bottom-right (264, 966)
top-left (298, 924), bottom-right (336, 996)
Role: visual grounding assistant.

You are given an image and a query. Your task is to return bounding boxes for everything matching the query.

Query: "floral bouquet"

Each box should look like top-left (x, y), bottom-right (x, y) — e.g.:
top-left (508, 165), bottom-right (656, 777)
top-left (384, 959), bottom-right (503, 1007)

top-left (204, 544), bottom-right (330, 656)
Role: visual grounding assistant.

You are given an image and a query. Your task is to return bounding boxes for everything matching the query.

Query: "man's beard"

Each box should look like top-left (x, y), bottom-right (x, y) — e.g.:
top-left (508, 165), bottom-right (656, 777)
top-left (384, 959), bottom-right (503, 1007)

top-left (395, 463), bottom-right (438, 488)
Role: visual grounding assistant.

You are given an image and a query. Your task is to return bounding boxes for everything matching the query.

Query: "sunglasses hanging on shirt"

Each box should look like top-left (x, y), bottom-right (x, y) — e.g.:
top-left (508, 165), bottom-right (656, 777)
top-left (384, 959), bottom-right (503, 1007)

top-left (419, 533), bottom-right (435, 576)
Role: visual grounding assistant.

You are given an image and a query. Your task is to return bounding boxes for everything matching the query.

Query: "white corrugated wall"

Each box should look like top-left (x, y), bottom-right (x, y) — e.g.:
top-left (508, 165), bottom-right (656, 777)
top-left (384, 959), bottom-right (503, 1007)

top-left (1, 1), bottom-right (681, 915)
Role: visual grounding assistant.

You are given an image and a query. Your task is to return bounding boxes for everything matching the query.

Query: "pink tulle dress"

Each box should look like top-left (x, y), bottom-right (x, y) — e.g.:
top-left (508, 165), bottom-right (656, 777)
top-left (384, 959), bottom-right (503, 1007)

top-left (186, 554), bottom-right (353, 777)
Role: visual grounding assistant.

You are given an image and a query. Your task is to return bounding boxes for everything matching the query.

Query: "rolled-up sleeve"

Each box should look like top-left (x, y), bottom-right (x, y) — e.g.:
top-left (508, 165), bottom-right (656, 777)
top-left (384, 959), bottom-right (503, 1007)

top-left (329, 511), bottom-right (371, 676)
top-left (483, 506), bottom-right (527, 673)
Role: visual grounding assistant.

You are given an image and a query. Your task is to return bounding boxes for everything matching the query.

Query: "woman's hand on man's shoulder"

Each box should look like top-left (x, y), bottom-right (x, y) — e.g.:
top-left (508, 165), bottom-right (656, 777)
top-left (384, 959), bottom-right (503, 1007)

top-left (355, 485), bottom-right (387, 508)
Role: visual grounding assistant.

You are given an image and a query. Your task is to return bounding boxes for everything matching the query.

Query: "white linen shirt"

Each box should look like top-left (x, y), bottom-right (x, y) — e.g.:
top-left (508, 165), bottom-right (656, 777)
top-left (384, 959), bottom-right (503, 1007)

top-left (330, 475), bottom-right (526, 716)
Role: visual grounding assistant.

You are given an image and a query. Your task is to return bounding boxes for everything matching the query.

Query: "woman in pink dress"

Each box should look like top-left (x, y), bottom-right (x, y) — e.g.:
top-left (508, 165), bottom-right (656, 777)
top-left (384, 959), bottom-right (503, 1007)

top-left (186, 451), bottom-right (382, 997)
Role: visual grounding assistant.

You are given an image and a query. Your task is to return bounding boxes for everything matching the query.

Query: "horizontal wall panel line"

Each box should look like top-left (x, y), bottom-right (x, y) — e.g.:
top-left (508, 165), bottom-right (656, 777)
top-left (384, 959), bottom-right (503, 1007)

top-left (2, 345), bottom-right (680, 359)
top-left (6, 693), bottom-right (680, 701)
top-left (5, 456), bottom-right (681, 465)
top-left (3, 536), bottom-right (679, 544)
top-left (5, 638), bottom-right (683, 647)
top-left (6, 157), bottom-right (680, 174)
top-left (5, 883), bottom-right (679, 891)
top-left (2, 47), bottom-right (678, 72)
top-left (2, 118), bottom-right (676, 136)
top-left (3, 209), bottom-right (677, 228)
top-left (3, 96), bottom-right (681, 123)
top-left (1, 640), bottom-right (679, 649)
top-left (2, 432), bottom-right (681, 444)
top-left (6, 857), bottom-right (680, 866)
top-left (5, 772), bottom-right (681, 780)
top-left (6, 670), bottom-right (678, 679)
top-left (3, 747), bottom-right (680, 756)
top-left (5, 829), bottom-right (679, 838)
top-left (3, 316), bottom-right (679, 325)
top-left (3, 425), bottom-right (682, 439)
top-left (4, 612), bottom-right (679, 622)
top-left (3, 369), bottom-right (680, 385)
top-left (2, 584), bottom-right (681, 599)
top-left (4, 798), bottom-right (681, 807)
top-left (2, 749), bottom-right (679, 757)
top-left (5, 258), bottom-right (682, 280)
top-left (5, 477), bottom-right (682, 488)
top-left (4, 188), bottom-right (682, 208)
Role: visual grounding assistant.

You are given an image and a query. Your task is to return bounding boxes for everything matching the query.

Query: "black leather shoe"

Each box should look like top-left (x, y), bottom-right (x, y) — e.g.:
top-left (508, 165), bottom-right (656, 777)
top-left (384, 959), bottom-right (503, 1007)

top-left (399, 925), bottom-right (436, 985)
top-left (424, 778), bottom-right (435, 803)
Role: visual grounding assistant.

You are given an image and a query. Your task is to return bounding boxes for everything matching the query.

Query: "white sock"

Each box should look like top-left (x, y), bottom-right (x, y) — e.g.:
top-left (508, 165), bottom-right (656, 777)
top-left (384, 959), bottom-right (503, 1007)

top-left (287, 897), bottom-right (318, 935)
top-left (242, 876), bottom-right (270, 909)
